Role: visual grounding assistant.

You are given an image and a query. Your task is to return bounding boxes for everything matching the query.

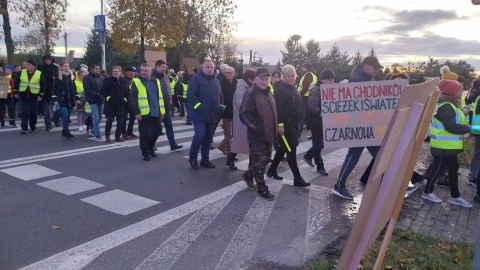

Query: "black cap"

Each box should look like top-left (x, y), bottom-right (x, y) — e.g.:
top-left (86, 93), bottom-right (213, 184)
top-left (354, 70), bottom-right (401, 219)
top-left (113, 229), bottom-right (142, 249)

top-left (42, 54), bottom-right (53, 61)
top-left (320, 68), bottom-right (335, 80)
top-left (255, 68), bottom-right (270, 78)
top-left (303, 63), bottom-right (313, 69)
top-left (26, 59), bottom-right (36, 67)
top-left (125, 67), bottom-right (136, 72)
top-left (362, 56), bottom-right (383, 69)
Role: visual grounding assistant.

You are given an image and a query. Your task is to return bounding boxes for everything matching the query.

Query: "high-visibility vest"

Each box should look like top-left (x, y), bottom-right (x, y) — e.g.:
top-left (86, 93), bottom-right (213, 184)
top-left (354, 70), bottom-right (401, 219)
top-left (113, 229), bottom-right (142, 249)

top-left (85, 102), bottom-right (91, 113)
top-left (170, 78), bottom-right (177, 95)
top-left (19, 69), bottom-right (42, 94)
top-left (181, 83), bottom-right (188, 99)
top-left (297, 72), bottom-right (317, 97)
top-left (75, 79), bottom-right (84, 96)
top-left (471, 95), bottom-right (480, 135)
top-left (131, 78), bottom-right (165, 116)
top-left (5, 74), bottom-right (12, 94)
top-left (461, 95), bottom-right (466, 108)
top-left (268, 83), bottom-right (274, 94)
top-left (430, 102), bottom-right (466, 150)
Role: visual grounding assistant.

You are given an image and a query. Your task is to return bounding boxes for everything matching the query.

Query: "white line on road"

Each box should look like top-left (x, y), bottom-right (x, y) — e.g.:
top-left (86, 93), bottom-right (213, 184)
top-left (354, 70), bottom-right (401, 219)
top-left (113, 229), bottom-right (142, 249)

top-left (135, 195), bottom-right (234, 270)
top-left (305, 188), bottom-right (331, 260)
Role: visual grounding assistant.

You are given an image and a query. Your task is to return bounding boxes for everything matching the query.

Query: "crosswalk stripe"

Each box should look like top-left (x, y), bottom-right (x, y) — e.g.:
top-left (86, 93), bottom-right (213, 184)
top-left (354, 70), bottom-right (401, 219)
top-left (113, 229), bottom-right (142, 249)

top-left (157, 134), bottom-right (224, 154)
top-left (136, 195), bottom-right (234, 270)
top-left (215, 181), bottom-right (283, 270)
top-left (305, 188), bottom-right (331, 260)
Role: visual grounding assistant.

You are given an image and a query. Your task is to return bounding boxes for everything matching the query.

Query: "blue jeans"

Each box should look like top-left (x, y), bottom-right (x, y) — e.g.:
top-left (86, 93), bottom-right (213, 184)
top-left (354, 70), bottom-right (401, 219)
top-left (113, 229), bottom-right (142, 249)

top-left (42, 98), bottom-right (52, 128)
top-left (89, 103), bottom-right (103, 137)
top-left (335, 146), bottom-right (380, 188)
top-left (471, 135), bottom-right (480, 181)
top-left (185, 101), bottom-right (192, 123)
top-left (60, 106), bottom-right (72, 133)
top-left (189, 122), bottom-right (215, 162)
top-left (162, 109), bottom-right (176, 146)
top-left (20, 98), bottom-right (38, 131)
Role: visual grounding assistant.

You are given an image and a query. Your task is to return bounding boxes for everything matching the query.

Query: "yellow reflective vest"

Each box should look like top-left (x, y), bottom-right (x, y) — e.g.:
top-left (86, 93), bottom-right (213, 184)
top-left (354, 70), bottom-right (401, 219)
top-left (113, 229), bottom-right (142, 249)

top-left (131, 78), bottom-right (165, 116)
top-left (19, 69), bottom-right (42, 94)
top-left (471, 96), bottom-right (480, 135)
top-left (181, 83), bottom-right (188, 99)
top-left (170, 77), bottom-right (177, 95)
top-left (74, 79), bottom-right (84, 96)
top-left (430, 102), bottom-right (466, 150)
top-left (5, 74), bottom-right (12, 94)
top-left (298, 72), bottom-right (317, 97)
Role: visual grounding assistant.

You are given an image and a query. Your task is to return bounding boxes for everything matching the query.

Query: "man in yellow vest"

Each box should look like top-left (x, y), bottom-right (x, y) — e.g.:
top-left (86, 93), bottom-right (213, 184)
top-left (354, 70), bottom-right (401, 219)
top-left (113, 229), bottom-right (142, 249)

top-left (297, 63), bottom-right (317, 137)
top-left (14, 59), bottom-right (45, 134)
top-left (129, 63), bottom-right (165, 161)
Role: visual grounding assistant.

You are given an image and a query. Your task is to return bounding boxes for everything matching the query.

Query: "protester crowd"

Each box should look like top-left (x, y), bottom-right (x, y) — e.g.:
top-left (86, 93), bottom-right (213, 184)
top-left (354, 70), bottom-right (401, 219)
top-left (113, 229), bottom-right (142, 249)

top-left (2, 54), bottom-right (480, 204)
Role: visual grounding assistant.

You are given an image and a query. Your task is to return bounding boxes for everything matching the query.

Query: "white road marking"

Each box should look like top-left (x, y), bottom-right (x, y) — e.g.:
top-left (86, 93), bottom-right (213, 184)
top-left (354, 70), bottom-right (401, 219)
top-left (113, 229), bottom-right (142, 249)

top-left (136, 196), bottom-right (233, 270)
top-left (37, 176), bottom-right (105, 195)
top-left (81, 189), bottom-right (160, 215)
top-left (215, 181), bottom-right (283, 270)
top-left (18, 181), bottom-right (248, 270)
top-left (305, 188), bottom-right (331, 260)
top-left (0, 164), bottom-right (62, 181)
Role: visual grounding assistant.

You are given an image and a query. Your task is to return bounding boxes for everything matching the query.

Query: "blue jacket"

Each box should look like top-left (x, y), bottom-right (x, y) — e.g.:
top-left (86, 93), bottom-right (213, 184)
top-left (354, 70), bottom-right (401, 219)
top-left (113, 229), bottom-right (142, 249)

top-left (349, 65), bottom-right (374, 82)
top-left (187, 69), bottom-right (223, 123)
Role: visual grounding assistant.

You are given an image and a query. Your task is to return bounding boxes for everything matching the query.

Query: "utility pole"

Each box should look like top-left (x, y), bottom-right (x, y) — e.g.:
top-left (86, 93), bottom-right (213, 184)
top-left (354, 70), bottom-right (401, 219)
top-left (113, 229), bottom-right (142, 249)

top-left (100, 0), bottom-right (106, 70)
top-left (64, 32), bottom-right (67, 58)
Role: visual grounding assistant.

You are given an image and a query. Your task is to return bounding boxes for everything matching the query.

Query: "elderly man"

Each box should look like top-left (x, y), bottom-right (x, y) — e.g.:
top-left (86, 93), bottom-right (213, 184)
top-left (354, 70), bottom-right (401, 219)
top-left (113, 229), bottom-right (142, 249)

top-left (129, 64), bottom-right (165, 161)
top-left (332, 56), bottom-right (383, 200)
top-left (187, 58), bottom-right (223, 169)
top-left (240, 68), bottom-right (278, 200)
top-left (218, 66), bottom-right (238, 161)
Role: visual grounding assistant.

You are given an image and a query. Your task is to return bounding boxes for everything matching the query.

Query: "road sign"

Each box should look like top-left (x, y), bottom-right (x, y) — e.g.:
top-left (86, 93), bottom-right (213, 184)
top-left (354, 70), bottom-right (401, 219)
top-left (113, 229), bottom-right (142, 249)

top-left (94, 15), bottom-right (105, 32)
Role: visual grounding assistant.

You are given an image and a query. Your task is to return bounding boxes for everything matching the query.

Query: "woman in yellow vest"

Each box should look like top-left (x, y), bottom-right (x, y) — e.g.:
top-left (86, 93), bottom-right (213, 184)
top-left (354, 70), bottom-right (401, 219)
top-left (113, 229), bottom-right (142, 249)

top-left (74, 70), bottom-right (87, 132)
top-left (422, 79), bottom-right (472, 207)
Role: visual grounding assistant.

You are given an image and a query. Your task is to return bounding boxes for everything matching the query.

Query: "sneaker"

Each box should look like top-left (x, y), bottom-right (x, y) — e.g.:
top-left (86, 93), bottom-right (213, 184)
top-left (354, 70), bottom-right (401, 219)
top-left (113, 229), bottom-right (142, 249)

top-left (94, 135), bottom-right (102, 140)
top-left (20, 129), bottom-right (27, 134)
top-left (302, 155), bottom-right (314, 167)
top-left (317, 168), bottom-right (328, 176)
top-left (473, 195), bottom-right (480, 204)
top-left (421, 193), bottom-right (442, 203)
top-left (406, 184), bottom-right (418, 196)
top-left (78, 126), bottom-right (84, 132)
top-left (436, 180), bottom-right (450, 188)
top-left (414, 179), bottom-right (427, 188)
top-left (448, 197), bottom-right (473, 208)
top-left (468, 181), bottom-right (477, 188)
top-left (257, 188), bottom-right (274, 201)
top-left (8, 124), bottom-right (17, 128)
top-left (89, 131), bottom-right (95, 137)
top-left (331, 186), bottom-right (354, 200)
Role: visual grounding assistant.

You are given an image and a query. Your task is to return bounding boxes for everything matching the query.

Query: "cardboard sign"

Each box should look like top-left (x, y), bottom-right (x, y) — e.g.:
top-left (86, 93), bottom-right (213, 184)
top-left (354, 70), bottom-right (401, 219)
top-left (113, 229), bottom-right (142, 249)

top-left (0, 77), bottom-right (10, 99)
top-left (145, 51), bottom-right (167, 70)
top-left (321, 79), bottom-right (408, 149)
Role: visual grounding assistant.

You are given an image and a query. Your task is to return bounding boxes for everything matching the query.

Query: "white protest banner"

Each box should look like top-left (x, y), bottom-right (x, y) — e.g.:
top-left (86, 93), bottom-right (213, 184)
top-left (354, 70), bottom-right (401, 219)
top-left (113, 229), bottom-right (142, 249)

top-left (0, 77), bottom-right (10, 99)
top-left (321, 79), bottom-right (408, 149)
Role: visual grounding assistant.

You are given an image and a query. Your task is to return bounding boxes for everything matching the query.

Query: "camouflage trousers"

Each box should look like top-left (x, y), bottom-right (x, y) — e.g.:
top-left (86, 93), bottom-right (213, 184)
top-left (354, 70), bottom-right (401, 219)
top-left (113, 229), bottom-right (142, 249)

top-left (244, 140), bottom-right (272, 190)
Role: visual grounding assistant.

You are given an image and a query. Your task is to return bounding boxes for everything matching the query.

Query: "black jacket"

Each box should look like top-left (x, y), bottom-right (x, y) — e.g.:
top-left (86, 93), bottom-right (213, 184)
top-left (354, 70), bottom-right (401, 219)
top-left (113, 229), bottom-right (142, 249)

top-left (273, 80), bottom-right (303, 146)
top-left (14, 69), bottom-right (46, 99)
top-left (101, 76), bottom-right (129, 117)
top-left (53, 74), bottom-right (77, 107)
top-left (37, 62), bottom-right (58, 99)
top-left (84, 72), bottom-right (104, 104)
top-left (151, 70), bottom-right (171, 106)
top-left (220, 78), bottom-right (238, 119)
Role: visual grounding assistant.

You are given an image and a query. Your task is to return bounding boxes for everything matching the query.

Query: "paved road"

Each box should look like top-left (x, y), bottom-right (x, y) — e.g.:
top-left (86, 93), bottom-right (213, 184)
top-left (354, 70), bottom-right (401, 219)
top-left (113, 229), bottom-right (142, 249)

top-left (0, 115), bottom-right (369, 270)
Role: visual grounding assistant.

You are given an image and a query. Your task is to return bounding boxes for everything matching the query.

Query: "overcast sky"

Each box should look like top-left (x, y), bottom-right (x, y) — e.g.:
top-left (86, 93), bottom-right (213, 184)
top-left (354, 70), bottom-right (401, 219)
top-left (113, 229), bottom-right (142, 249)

top-left (5, 0), bottom-right (480, 70)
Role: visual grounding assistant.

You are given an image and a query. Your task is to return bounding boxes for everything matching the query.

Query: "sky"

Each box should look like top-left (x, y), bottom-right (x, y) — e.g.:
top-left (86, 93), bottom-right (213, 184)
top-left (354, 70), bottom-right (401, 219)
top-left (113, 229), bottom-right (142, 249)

top-left (4, 0), bottom-right (480, 71)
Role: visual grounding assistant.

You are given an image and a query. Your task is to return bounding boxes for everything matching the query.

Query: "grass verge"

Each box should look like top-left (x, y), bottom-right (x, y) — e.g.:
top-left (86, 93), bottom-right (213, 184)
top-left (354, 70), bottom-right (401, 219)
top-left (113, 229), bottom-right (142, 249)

top-left (459, 136), bottom-right (475, 167)
top-left (307, 229), bottom-right (474, 270)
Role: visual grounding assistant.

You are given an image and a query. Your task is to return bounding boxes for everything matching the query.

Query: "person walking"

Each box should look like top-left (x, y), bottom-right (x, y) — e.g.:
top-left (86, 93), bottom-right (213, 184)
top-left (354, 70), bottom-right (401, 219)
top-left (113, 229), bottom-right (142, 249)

top-left (52, 61), bottom-right (77, 139)
top-left (266, 64), bottom-right (311, 187)
top-left (101, 66), bottom-right (128, 143)
top-left (121, 66), bottom-right (138, 139)
top-left (218, 66), bottom-right (238, 156)
top-left (187, 58), bottom-right (222, 169)
top-left (152, 59), bottom-right (183, 150)
top-left (14, 59), bottom-right (45, 134)
top-left (83, 64), bottom-right (104, 140)
top-left (297, 63), bottom-right (317, 137)
top-left (129, 64), bottom-right (165, 161)
top-left (240, 68), bottom-right (278, 200)
top-left (37, 54), bottom-right (58, 130)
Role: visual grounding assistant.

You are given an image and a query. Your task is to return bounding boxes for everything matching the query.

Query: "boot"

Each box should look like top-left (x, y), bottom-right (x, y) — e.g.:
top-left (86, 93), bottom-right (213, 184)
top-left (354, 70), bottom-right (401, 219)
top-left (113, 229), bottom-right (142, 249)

top-left (128, 132), bottom-right (138, 139)
top-left (267, 166), bottom-right (283, 180)
top-left (225, 158), bottom-right (237, 171)
top-left (122, 133), bottom-right (129, 140)
top-left (105, 135), bottom-right (111, 143)
top-left (294, 175), bottom-right (311, 187)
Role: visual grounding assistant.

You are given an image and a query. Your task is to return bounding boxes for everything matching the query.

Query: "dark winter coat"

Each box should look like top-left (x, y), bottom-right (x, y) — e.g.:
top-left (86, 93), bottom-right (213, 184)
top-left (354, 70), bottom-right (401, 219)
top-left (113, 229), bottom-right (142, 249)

top-left (101, 76), bottom-right (129, 117)
top-left (240, 84), bottom-right (278, 144)
top-left (37, 62), bottom-right (58, 100)
top-left (84, 72), bottom-right (104, 104)
top-left (151, 70), bottom-right (171, 106)
top-left (431, 94), bottom-right (471, 156)
top-left (122, 76), bottom-right (134, 110)
top-left (220, 78), bottom-right (238, 119)
top-left (52, 73), bottom-right (77, 107)
top-left (273, 80), bottom-right (303, 146)
top-left (187, 69), bottom-right (223, 123)
top-left (14, 69), bottom-right (46, 99)
top-left (307, 83), bottom-right (324, 145)
top-left (349, 65), bottom-right (374, 82)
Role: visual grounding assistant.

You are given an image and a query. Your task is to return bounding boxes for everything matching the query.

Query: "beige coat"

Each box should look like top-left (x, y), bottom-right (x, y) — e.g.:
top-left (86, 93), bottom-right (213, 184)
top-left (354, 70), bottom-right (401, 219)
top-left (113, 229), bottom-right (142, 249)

top-left (231, 79), bottom-right (250, 154)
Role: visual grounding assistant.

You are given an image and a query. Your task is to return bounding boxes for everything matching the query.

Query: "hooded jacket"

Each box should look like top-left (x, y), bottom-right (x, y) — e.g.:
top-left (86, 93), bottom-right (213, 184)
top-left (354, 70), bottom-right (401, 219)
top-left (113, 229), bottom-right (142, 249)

top-left (37, 56), bottom-right (58, 99)
top-left (187, 69), bottom-right (223, 123)
top-left (349, 65), bottom-right (374, 82)
top-left (151, 69), bottom-right (171, 107)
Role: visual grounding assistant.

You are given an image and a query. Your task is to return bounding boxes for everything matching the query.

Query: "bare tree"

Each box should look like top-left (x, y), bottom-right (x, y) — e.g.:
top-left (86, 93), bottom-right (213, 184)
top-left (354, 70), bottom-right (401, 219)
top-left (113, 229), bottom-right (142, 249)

top-left (0, 0), bottom-right (14, 63)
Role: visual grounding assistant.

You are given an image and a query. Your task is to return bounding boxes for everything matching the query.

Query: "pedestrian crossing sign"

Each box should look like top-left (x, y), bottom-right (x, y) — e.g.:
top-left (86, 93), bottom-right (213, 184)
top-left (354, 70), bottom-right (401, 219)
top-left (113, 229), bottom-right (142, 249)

top-left (94, 15), bottom-right (105, 32)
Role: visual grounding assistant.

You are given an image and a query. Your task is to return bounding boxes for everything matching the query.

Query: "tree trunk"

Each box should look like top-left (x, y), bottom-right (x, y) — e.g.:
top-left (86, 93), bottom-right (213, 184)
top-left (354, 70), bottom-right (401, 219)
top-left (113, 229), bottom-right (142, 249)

top-left (1, 0), bottom-right (14, 64)
top-left (179, 34), bottom-right (188, 71)
top-left (140, 32), bottom-right (145, 63)
top-left (43, 0), bottom-right (50, 54)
